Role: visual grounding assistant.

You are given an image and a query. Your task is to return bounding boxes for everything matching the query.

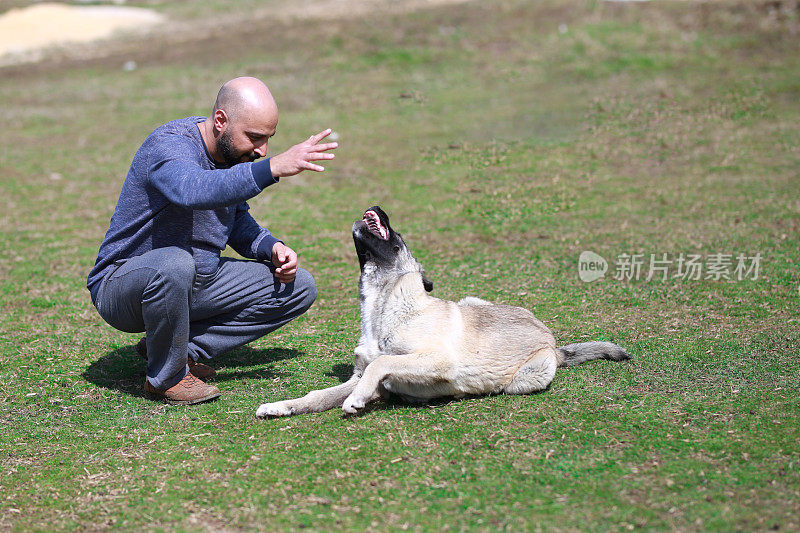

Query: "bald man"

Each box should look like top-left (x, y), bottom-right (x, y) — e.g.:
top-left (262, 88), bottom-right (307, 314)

top-left (87, 77), bottom-right (337, 405)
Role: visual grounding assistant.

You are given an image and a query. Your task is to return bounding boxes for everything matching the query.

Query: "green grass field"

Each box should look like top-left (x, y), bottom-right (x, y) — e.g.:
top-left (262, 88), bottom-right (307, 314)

top-left (1, 0), bottom-right (799, 530)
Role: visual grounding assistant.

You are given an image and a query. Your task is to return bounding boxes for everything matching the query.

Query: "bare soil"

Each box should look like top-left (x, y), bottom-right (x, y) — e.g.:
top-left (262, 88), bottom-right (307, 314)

top-left (0, 3), bottom-right (164, 64)
top-left (0, 0), bottom-right (470, 68)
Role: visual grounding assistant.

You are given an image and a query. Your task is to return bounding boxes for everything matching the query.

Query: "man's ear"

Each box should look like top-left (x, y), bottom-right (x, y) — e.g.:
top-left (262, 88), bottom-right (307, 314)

top-left (213, 108), bottom-right (229, 134)
top-left (421, 272), bottom-right (434, 293)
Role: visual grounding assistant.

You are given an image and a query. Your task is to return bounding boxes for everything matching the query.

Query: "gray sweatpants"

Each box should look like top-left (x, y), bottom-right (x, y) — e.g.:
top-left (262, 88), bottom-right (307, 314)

top-left (92, 247), bottom-right (317, 389)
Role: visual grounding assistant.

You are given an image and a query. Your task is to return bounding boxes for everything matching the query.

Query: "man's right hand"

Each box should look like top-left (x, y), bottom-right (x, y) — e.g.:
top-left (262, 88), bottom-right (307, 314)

top-left (269, 129), bottom-right (338, 178)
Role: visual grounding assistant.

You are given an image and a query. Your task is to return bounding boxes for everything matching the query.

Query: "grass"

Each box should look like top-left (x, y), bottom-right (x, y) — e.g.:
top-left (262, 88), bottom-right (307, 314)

top-left (1, 0), bottom-right (799, 530)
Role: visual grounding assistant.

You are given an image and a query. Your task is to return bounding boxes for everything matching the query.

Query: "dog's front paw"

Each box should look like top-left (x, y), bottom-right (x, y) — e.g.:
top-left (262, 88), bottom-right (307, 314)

top-left (255, 401), bottom-right (293, 418)
top-left (342, 394), bottom-right (366, 415)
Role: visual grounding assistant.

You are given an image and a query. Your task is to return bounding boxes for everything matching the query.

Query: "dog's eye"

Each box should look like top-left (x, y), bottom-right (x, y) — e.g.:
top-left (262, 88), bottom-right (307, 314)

top-left (393, 245), bottom-right (400, 252)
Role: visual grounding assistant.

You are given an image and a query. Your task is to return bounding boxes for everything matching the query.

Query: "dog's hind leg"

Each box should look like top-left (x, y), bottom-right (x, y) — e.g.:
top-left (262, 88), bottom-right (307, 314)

top-left (256, 374), bottom-right (360, 418)
top-left (503, 348), bottom-right (558, 395)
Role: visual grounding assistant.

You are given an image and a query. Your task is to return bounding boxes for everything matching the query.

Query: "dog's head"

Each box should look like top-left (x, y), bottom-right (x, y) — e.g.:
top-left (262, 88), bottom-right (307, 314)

top-left (352, 205), bottom-right (433, 292)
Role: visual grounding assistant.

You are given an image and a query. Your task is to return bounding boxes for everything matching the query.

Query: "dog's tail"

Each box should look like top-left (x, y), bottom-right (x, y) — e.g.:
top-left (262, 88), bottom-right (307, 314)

top-left (556, 341), bottom-right (631, 367)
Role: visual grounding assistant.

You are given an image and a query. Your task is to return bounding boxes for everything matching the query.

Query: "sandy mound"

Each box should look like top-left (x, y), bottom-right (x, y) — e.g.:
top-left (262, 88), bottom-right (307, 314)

top-left (0, 0), bottom-right (471, 67)
top-left (0, 2), bottom-right (164, 61)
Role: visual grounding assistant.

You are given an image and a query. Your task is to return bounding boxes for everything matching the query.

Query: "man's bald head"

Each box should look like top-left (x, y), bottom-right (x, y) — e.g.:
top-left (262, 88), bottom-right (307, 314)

top-left (205, 77), bottom-right (279, 166)
top-left (213, 76), bottom-right (278, 127)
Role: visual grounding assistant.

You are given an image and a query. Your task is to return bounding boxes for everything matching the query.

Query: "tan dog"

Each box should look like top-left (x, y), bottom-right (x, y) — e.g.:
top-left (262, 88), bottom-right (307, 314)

top-left (256, 206), bottom-right (630, 418)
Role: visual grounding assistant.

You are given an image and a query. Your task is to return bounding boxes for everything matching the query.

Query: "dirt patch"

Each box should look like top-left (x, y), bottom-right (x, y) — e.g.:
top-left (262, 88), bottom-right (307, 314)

top-left (0, 0), bottom-right (471, 68)
top-left (0, 3), bottom-right (165, 65)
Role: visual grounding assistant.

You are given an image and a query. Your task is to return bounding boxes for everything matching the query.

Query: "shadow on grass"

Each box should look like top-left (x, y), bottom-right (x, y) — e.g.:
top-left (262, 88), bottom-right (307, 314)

top-left (82, 343), bottom-right (302, 398)
top-left (341, 394), bottom-right (466, 418)
top-left (326, 362), bottom-right (354, 383)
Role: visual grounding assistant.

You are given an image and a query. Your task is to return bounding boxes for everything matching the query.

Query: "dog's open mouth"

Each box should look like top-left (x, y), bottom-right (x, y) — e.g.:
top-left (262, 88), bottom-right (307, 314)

top-left (363, 209), bottom-right (388, 240)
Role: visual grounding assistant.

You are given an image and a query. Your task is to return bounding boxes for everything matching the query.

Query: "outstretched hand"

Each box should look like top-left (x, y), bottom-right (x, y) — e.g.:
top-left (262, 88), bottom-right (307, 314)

top-left (269, 129), bottom-right (337, 178)
top-left (272, 242), bottom-right (298, 284)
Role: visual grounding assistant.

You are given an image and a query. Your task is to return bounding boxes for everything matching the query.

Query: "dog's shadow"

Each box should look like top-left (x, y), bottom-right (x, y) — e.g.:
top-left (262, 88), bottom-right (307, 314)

top-left (341, 395), bottom-right (463, 418)
top-left (82, 344), bottom-right (301, 399)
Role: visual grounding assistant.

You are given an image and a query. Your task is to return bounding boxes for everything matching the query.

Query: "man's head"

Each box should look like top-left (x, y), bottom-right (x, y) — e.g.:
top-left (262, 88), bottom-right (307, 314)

top-left (211, 77), bottom-right (278, 166)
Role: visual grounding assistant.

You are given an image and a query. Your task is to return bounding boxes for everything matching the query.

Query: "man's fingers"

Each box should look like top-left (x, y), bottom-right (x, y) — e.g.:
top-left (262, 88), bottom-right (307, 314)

top-left (275, 268), bottom-right (296, 283)
top-left (275, 248), bottom-right (298, 280)
top-left (309, 128), bottom-right (332, 144)
top-left (308, 152), bottom-right (335, 161)
top-left (302, 161), bottom-right (326, 172)
top-left (273, 243), bottom-right (287, 266)
top-left (313, 142), bottom-right (338, 152)
top-left (276, 132), bottom-right (336, 177)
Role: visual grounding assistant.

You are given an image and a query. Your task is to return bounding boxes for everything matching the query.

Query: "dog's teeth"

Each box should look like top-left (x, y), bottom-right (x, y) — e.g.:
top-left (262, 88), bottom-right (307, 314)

top-left (363, 212), bottom-right (388, 240)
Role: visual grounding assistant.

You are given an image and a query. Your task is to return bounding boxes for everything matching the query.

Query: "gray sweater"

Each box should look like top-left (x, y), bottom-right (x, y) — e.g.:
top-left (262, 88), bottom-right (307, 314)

top-left (87, 117), bottom-right (279, 302)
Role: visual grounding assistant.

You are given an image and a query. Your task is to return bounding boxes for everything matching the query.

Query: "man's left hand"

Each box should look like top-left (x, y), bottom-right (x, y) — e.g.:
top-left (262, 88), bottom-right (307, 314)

top-left (272, 242), bottom-right (298, 283)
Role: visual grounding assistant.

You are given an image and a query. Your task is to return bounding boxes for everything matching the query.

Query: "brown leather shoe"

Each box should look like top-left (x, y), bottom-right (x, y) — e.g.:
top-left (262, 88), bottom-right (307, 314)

top-left (187, 358), bottom-right (216, 380)
top-left (136, 337), bottom-right (216, 379)
top-left (144, 373), bottom-right (221, 405)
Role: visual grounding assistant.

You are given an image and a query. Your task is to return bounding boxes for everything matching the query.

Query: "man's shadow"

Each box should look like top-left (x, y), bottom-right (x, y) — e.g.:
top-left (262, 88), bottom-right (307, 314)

top-left (82, 344), bottom-right (301, 399)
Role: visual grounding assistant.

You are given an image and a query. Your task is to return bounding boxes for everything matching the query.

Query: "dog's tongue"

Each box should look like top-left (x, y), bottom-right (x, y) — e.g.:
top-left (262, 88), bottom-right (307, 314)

top-left (364, 210), bottom-right (388, 240)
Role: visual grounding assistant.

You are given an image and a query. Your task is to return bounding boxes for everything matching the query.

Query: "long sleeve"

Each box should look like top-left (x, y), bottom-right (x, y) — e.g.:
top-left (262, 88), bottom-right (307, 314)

top-left (147, 136), bottom-right (277, 210)
top-left (227, 202), bottom-right (281, 262)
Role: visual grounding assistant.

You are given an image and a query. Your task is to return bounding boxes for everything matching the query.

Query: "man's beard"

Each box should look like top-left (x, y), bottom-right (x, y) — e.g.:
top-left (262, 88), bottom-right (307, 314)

top-left (217, 130), bottom-right (258, 166)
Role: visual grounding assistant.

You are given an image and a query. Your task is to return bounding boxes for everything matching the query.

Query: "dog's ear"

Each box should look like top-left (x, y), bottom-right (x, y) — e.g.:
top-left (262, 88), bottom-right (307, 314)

top-left (421, 271), bottom-right (434, 292)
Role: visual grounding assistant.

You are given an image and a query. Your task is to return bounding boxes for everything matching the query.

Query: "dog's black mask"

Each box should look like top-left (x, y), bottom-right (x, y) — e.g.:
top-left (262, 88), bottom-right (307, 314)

top-left (352, 205), bottom-right (433, 292)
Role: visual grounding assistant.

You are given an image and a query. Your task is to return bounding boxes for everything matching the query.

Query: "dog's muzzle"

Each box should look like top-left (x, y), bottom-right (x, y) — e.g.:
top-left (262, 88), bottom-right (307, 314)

top-left (363, 209), bottom-right (388, 240)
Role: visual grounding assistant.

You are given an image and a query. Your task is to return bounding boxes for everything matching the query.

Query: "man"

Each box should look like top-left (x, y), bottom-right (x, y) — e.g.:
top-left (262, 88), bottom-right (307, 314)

top-left (87, 77), bottom-right (337, 405)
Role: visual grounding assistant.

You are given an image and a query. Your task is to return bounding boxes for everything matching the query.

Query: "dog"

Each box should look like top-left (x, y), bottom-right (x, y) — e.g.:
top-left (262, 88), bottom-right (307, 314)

top-left (256, 206), bottom-right (630, 418)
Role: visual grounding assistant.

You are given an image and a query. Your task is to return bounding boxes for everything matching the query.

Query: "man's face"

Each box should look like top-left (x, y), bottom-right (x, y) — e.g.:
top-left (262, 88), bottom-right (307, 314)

top-left (217, 128), bottom-right (259, 166)
top-left (216, 110), bottom-right (277, 166)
